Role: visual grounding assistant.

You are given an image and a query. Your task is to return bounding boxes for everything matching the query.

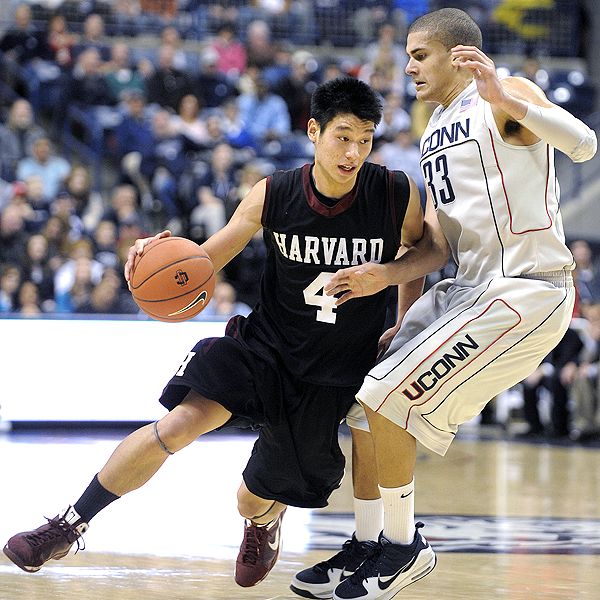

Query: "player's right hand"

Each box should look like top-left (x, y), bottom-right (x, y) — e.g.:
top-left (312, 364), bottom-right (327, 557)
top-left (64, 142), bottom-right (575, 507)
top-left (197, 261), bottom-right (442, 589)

top-left (124, 229), bottom-right (171, 285)
top-left (324, 262), bottom-right (389, 306)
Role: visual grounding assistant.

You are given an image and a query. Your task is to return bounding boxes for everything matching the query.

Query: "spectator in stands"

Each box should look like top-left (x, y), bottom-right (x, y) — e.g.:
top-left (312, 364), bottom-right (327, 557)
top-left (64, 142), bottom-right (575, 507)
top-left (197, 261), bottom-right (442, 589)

top-left (0, 201), bottom-right (30, 267)
top-left (64, 47), bottom-right (121, 146)
top-left (0, 98), bottom-right (46, 180)
top-left (136, 109), bottom-right (187, 228)
top-left (0, 177), bottom-right (15, 210)
top-left (73, 13), bottom-right (111, 63)
top-left (0, 3), bottom-right (43, 66)
top-left (210, 21), bottom-right (247, 81)
top-left (54, 238), bottom-right (104, 312)
top-left (42, 13), bottom-right (77, 71)
top-left (15, 280), bottom-right (42, 316)
top-left (373, 128), bottom-right (422, 192)
top-left (50, 191), bottom-right (86, 243)
top-left (21, 232), bottom-right (55, 308)
top-left (145, 44), bottom-right (193, 113)
top-left (274, 50), bottom-right (318, 133)
top-left (0, 264), bottom-right (22, 313)
top-left (103, 184), bottom-right (143, 232)
top-left (313, 0), bottom-right (352, 46)
top-left (237, 75), bottom-right (291, 149)
top-left (571, 303), bottom-right (600, 441)
top-left (62, 165), bottom-right (105, 235)
top-left (220, 160), bottom-right (269, 307)
top-left (359, 12), bottom-right (407, 54)
top-left (16, 136), bottom-right (71, 201)
top-left (244, 19), bottom-right (276, 69)
top-left (41, 214), bottom-right (69, 271)
top-left (571, 239), bottom-right (600, 305)
top-left (170, 93), bottom-right (210, 147)
top-left (111, 0), bottom-right (143, 37)
top-left (374, 92), bottom-right (411, 142)
top-left (159, 25), bottom-right (189, 72)
top-left (320, 60), bottom-right (345, 82)
top-left (92, 219), bottom-right (120, 271)
top-left (188, 141), bottom-right (235, 241)
top-left (193, 47), bottom-right (238, 109)
top-left (140, 0), bottom-right (177, 24)
top-left (103, 42), bottom-right (146, 102)
top-left (79, 269), bottom-right (138, 315)
top-left (518, 325), bottom-right (584, 439)
top-left (358, 23), bottom-right (406, 98)
top-left (54, 254), bottom-right (97, 313)
top-left (198, 279), bottom-right (251, 318)
top-left (10, 178), bottom-right (41, 231)
top-left (514, 55), bottom-right (550, 91)
top-left (116, 88), bottom-right (153, 160)
top-left (219, 96), bottom-right (256, 150)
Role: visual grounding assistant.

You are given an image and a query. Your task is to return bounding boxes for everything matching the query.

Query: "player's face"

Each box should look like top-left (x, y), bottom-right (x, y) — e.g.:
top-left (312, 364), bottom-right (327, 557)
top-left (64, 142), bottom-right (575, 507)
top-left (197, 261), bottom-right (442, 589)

top-left (309, 114), bottom-right (375, 197)
top-left (405, 31), bottom-right (460, 105)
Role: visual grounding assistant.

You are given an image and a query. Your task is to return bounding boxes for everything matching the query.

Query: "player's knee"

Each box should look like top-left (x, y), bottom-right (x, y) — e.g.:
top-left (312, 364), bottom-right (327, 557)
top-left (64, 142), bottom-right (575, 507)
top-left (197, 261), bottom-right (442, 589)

top-left (236, 487), bottom-right (278, 521)
top-left (237, 487), bottom-right (261, 519)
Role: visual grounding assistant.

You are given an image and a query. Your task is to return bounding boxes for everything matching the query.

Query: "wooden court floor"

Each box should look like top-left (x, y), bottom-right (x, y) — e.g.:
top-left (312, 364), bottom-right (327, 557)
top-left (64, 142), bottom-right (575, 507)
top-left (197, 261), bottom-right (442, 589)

top-left (1, 428), bottom-right (599, 599)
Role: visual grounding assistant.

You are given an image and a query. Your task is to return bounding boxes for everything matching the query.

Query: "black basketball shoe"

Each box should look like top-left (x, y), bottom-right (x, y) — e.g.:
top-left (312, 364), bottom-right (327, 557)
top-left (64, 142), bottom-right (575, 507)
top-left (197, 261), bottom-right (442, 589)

top-left (290, 534), bottom-right (379, 599)
top-left (332, 523), bottom-right (436, 600)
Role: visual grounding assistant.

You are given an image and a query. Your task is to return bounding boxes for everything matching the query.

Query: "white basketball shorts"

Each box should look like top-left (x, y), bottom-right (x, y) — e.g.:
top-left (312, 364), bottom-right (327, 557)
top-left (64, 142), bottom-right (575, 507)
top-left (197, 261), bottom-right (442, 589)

top-left (346, 274), bottom-right (575, 455)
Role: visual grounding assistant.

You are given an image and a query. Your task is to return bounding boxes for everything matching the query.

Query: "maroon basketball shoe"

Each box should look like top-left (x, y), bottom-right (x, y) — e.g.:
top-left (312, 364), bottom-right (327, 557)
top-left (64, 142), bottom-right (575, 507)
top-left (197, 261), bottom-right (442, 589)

top-left (235, 508), bottom-right (286, 587)
top-left (3, 506), bottom-right (88, 573)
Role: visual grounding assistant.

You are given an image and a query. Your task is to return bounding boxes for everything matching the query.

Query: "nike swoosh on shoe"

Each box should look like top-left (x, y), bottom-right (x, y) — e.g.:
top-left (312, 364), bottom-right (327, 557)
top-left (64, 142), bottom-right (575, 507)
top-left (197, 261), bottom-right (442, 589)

top-left (267, 527), bottom-right (280, 552)
top-left (377, 555), bottom-right (417, 590)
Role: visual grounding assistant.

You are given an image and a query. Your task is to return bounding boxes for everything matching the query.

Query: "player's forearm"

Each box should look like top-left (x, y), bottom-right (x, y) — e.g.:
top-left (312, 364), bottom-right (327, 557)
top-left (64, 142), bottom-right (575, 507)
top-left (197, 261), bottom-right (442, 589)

top-left (496, 90), bottom-right (597, 163)
top-left (382, 222), bottom-right (450, 286)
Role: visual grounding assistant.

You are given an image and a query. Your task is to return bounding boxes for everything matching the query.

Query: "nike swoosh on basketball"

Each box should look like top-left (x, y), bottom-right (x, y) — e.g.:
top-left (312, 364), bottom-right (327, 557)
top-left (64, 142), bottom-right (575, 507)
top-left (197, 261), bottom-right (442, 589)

top-left (168, 290), bottom-right (208, 316)
top-left (377, 555), bottom-right (417, 590)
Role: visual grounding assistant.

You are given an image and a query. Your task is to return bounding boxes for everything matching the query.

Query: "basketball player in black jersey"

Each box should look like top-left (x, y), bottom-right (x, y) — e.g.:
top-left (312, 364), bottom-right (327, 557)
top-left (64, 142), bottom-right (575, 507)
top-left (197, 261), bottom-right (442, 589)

top-left (4, 78), bottom-right (430, 590)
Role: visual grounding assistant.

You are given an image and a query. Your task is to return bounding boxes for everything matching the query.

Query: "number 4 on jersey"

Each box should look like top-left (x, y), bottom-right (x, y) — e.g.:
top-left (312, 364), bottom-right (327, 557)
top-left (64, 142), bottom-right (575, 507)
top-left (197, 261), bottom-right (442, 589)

top-left (303, 272), bottom-right (338, 324)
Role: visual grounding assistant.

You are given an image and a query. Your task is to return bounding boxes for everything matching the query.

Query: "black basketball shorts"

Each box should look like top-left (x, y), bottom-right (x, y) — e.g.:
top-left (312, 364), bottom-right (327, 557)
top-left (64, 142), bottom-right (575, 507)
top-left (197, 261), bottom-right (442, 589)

top-left (159, 331), bottom-right (358, 508)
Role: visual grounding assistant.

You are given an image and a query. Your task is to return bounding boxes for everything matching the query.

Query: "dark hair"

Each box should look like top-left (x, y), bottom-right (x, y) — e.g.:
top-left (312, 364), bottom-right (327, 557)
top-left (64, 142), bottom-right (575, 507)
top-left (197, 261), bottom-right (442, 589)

top-left (408, 8), bottom-right (483, 50)
top-left (310, 77), bottom-right (383, 131)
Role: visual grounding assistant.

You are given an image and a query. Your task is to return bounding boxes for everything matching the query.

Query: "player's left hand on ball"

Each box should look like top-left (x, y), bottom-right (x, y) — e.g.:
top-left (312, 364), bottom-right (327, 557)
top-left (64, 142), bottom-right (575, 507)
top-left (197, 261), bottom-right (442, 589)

top-left (124, 229), bottom-right (171, 285)
top-left (324, 263), bottom-right (388, 305)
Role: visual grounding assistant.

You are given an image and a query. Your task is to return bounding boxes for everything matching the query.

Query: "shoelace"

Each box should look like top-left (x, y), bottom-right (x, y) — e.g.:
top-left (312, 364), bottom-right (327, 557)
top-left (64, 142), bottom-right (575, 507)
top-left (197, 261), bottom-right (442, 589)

top-left (347, 524), bottom-right (425, 585)
top-left (314, 538), bottom-right (378, 574)
top-left (26, 517), bottom-right (86, 554)
top-left (240, 523), bottom-right (268, 565)
top-left (347, 544), bottom-right (384, 584)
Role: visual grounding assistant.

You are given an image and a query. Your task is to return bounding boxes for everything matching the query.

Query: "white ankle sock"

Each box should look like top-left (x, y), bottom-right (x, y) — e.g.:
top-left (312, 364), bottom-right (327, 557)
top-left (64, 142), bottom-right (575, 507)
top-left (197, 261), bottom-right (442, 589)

top-left (379, 479), bottom-right (415, 545)
top-left (353, 497), bottom-right (383, 542)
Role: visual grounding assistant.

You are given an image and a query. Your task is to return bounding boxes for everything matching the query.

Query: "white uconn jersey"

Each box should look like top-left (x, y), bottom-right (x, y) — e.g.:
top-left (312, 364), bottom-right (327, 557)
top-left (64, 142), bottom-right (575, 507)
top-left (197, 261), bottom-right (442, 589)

top-left (420, 81), bottom-right (573, 287)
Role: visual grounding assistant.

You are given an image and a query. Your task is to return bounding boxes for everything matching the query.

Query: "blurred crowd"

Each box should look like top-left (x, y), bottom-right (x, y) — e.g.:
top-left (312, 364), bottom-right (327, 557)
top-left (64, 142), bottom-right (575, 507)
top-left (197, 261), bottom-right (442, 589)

top-left (0, 2), bottom-right (599, 441)
top-left (0, 2), bottom-right (434, 319)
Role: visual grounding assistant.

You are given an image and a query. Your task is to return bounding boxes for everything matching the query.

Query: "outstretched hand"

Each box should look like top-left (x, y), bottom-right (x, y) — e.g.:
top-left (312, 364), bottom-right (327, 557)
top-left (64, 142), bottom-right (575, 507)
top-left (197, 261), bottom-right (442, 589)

top-left (324, 262), bottom-right (389, 306)
top-left (124, 229), bottom-right (172, 286)
top-left (451, 45), bottom-right (504, 105)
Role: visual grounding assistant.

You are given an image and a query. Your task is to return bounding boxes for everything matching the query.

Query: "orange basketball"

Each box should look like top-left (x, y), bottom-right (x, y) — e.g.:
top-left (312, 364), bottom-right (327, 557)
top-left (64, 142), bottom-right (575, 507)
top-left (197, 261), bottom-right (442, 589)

top-left (130, 237), bottom-right (215, 322)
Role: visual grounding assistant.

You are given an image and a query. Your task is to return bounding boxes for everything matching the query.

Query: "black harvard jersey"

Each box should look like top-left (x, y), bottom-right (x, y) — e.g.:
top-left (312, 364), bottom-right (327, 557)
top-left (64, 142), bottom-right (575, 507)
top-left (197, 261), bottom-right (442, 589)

top-left (241, 162), bottom-right (410, 387)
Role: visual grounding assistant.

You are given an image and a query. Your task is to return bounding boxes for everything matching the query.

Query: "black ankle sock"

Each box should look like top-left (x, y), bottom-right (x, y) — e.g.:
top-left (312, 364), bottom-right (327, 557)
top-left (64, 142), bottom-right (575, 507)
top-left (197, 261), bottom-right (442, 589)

top-left (73, 474), bottom-right (120, 523)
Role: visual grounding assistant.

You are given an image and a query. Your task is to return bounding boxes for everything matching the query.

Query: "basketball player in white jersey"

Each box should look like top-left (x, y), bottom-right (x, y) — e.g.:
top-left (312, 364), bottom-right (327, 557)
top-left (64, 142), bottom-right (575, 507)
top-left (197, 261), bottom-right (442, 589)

top-left (290, 8), bottom-right (597, 600)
